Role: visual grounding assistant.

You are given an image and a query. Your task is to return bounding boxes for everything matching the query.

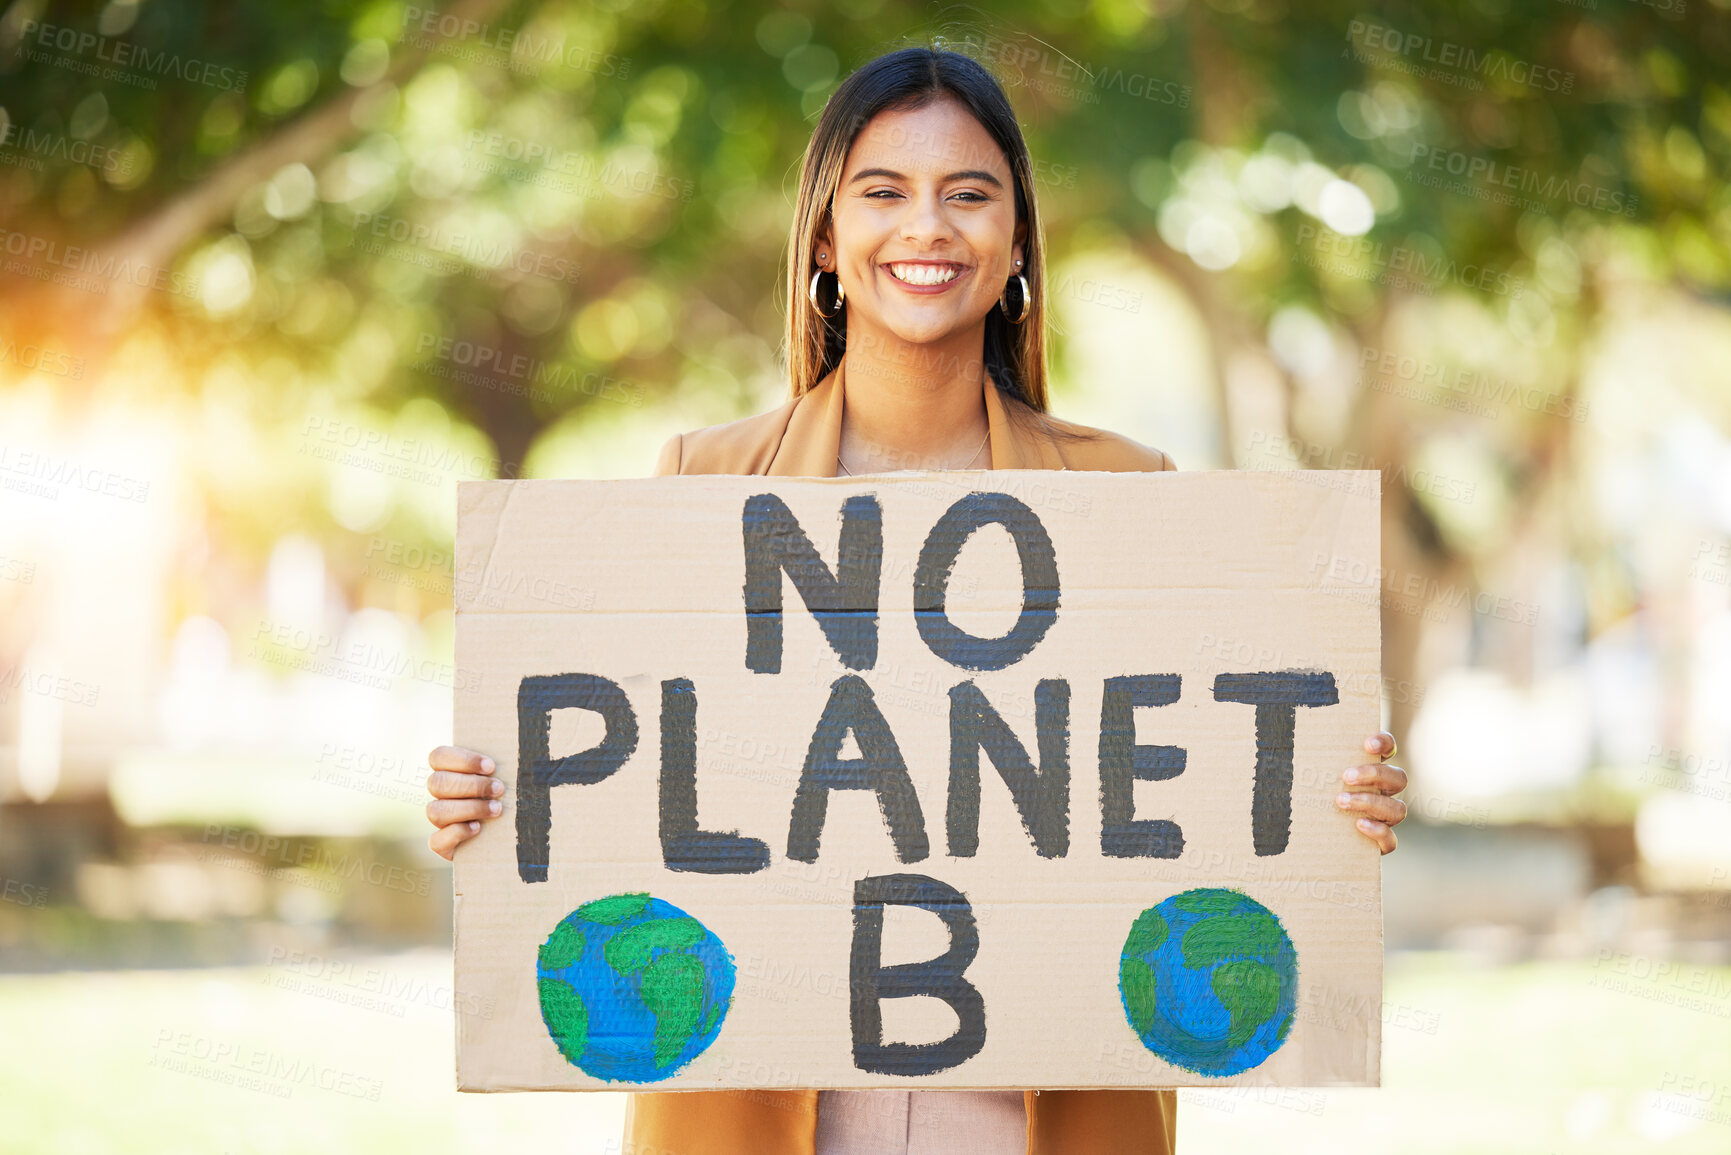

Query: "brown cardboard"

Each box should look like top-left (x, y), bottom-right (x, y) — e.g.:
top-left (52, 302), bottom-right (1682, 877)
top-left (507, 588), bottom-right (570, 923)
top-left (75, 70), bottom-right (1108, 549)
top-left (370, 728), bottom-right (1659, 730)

top-left (453, 469), bottom-right (1382, 1091)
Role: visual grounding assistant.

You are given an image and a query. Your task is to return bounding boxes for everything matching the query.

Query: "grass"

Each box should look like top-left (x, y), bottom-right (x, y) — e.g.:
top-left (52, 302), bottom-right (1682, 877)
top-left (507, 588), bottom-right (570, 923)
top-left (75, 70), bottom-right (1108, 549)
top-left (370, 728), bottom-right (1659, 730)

top-left (1, 951), bottom-right (1727, 1153)
top-left (1178, 952), bottom-right (1731, 1154)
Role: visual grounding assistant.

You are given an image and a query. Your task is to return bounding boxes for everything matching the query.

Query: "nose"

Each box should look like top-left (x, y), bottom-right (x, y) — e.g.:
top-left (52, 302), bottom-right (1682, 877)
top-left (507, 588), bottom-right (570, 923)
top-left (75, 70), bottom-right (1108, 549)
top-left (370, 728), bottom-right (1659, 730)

top-left (899, 186), bottom-right (956, 246)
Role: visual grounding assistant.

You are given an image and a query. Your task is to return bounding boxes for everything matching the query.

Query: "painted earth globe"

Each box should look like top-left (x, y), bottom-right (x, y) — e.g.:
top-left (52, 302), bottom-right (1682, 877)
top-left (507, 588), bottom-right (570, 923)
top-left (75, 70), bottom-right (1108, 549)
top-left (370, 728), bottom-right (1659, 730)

top-left (536, 892), bottom-right (735, 1082)
top-left (1117, 887), bottom-right (1298, 1077)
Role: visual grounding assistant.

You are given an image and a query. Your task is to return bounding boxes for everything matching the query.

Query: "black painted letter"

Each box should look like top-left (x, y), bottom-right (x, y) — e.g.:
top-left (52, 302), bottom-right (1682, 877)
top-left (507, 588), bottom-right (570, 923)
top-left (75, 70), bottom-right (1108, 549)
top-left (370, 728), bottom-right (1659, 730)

top-left (1212, 671), bottom-right (1340, 856)
top-left (516, 673), bottom-right (638, 883)
top-left (913, 492), bottom-right (1059, 671)
top-left (658, 678), bottom-right (770, 874)
top-left (1098, 674), bottom-right (1185, 858)
top-left (946, 680), bottom-right (1071, 857)
top-left (850, 873), bottom-right (986, 1076)
top-left (787, 675), bottom-right (928, 863)
top-left (742, 493), bottom-right (882, 674)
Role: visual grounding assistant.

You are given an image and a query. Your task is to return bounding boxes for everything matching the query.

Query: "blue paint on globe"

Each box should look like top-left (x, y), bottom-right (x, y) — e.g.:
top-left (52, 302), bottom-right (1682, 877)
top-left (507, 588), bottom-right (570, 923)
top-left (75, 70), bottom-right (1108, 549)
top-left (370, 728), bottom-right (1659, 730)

top-left (1117, 888), bottom-right (1298, 1077)
top-left (535, 892), bottom-right (735, 1083)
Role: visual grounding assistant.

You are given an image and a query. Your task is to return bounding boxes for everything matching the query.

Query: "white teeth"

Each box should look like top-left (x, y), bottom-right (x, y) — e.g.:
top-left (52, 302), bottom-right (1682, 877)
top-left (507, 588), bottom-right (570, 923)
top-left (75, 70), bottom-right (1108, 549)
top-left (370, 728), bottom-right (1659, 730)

top-left (888, 263), bottom-right (960, 285)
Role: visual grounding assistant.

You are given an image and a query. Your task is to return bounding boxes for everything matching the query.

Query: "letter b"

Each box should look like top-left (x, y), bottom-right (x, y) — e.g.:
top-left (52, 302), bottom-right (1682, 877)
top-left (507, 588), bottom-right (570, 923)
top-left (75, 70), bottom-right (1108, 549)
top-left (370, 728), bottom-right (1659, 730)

top-left (850, 873), bottom-right (985, 1076)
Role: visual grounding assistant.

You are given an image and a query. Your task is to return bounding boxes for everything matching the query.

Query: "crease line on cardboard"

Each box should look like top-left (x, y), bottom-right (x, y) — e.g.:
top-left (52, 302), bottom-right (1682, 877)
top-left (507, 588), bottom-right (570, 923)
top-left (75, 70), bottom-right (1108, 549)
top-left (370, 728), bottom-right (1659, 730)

top-left (467, 482), bottom-right (523, 615)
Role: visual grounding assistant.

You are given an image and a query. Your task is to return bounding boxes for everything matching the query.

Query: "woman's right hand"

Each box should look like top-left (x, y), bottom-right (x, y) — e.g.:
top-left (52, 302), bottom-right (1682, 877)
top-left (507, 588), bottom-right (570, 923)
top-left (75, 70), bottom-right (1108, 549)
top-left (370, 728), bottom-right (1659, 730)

top-left (426, 745), bottom-right (505, 860)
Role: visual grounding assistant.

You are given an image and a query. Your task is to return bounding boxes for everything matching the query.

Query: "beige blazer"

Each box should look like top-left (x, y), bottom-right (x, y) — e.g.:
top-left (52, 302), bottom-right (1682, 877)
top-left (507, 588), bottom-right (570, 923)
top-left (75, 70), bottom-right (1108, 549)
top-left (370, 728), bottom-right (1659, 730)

top-left (654, 357), bottom-right (1176, 477)
top-left (632, 358), bottom-right (1179, 1155)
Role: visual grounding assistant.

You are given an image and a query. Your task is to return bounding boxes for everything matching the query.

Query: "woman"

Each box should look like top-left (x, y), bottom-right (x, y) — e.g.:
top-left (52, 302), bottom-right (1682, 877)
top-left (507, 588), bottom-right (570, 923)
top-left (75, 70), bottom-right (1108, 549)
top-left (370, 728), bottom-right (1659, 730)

top-left (426, 46), bottom-right (1408, 1155)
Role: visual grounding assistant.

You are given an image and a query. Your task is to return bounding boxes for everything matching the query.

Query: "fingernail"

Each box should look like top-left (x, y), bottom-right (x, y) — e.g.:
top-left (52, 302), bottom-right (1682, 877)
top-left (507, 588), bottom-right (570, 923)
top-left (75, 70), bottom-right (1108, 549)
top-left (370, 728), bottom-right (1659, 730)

top-left (1336, 792), bottom-right (1351, 806)
top-left (1344, 768), bottom-right (1360, 783)
top-left (490, 779), bottom-right (504, 796)
top-left (481, 757), bottom-right (495, 774)
top-left (1358, 818), bottom-right (1373, 830)
top-left (468, 821), bottom-right (480, 832)
top-left (488, 800), bottom-right (501, 816)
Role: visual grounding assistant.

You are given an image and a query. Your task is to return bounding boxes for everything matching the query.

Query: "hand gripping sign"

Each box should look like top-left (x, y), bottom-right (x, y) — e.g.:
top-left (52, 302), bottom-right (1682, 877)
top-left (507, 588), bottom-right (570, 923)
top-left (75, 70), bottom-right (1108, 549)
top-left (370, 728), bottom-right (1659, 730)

top-left (453, 470), bottom-right (1381, 1090)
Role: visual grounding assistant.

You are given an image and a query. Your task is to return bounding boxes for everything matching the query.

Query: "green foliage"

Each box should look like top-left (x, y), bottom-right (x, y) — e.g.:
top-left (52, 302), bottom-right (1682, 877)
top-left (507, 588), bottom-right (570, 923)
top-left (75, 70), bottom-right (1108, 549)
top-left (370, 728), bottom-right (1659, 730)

top-left (2, 0), bottom-right (1724, 644)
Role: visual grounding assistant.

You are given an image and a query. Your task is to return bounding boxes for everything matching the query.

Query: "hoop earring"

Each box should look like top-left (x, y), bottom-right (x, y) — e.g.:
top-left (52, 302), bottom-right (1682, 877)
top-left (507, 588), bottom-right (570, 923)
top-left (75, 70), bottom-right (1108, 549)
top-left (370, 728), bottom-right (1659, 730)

top-left (1000, 273), bottom-right (1031, 325)
top-left (809, 268), bottom-right (845, 318)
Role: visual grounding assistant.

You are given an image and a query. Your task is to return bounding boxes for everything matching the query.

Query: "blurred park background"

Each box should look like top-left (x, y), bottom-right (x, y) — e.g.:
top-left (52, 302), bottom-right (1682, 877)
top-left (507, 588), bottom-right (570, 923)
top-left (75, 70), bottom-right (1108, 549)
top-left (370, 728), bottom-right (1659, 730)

top-left (2, 0), bottom-right (1730, 1150)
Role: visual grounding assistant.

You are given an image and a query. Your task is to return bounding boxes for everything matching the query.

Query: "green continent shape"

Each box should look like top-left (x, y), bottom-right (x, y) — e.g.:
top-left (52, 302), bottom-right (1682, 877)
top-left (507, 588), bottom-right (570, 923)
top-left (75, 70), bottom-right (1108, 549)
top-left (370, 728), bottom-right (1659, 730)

top-left (538, 977), bottom-right (589, 1064)
top-left (1123, 908), bottom-right (1169, 959)
top-left (539, 920), bottom-right (585, 971)
top-left (640, 952), bottom-right (706, 1068)
top-left (605, 917), bottom-right (705, 976)
top-left (1173, 889), bottom-right (1249, 916)
top-left (1119, 955), bottom-right (1159, 1036)
top-left (577, 893), bottom-right (651, 927)
top-left (1180, 910), bottom-right (1286, 971)
top-left (1212, 959), bottom-right (1281, 1049)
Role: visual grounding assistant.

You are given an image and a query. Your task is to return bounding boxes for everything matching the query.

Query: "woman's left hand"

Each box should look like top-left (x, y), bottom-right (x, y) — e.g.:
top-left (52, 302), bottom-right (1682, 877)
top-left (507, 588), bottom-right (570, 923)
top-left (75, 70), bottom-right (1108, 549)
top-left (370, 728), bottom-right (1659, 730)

top-left (1337, 732), bottom-right (1407, 854)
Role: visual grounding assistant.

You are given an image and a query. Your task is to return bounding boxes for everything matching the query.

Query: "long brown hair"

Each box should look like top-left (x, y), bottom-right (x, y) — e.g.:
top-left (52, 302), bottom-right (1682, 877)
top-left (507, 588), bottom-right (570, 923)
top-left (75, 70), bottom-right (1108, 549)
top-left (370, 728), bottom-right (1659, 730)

top-left (784, 47), bottom-right (1051, 413)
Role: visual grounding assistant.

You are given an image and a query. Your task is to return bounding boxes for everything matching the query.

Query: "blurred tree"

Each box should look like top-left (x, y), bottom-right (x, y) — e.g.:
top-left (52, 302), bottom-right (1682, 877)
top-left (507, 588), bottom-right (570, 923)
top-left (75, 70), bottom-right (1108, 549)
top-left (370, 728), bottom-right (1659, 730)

top-left (2, 0), bottom-right (1728, 747)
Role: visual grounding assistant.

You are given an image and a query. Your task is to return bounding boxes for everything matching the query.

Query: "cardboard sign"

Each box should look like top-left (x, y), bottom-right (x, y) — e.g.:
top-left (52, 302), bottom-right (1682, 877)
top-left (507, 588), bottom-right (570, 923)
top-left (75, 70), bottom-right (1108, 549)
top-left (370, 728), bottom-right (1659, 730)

top-left (453, 470), bottom-right (1381, 1091)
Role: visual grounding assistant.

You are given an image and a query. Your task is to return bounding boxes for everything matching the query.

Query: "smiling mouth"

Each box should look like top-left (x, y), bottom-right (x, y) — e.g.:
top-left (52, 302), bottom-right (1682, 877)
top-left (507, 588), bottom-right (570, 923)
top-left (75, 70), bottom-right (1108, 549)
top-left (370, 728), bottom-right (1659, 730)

top-left (884, 262), bottom-right (968, 286)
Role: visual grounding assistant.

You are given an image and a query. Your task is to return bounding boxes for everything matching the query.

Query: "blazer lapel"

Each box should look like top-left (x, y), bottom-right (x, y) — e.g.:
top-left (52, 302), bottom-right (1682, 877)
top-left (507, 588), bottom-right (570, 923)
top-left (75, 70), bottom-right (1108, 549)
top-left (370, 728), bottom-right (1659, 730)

top-left (767, 365), bottom-right (844, 477)
top-left (983, 370), bottom-right (1066, 471)
top-left (765, 355), bottom-right (1064, 476)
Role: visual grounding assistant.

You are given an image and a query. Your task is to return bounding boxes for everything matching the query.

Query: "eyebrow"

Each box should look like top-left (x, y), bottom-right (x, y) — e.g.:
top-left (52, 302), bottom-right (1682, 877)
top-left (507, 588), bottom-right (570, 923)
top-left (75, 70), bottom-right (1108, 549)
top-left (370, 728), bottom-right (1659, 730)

top-left (847, 167), bottom-right (1004, 189)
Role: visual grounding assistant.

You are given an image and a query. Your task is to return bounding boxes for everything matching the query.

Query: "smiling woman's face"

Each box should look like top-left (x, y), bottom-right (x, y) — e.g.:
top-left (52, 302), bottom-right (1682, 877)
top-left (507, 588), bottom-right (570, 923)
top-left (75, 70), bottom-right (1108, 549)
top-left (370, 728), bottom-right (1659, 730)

top-left (817, 95), bottom-right (1026, 352)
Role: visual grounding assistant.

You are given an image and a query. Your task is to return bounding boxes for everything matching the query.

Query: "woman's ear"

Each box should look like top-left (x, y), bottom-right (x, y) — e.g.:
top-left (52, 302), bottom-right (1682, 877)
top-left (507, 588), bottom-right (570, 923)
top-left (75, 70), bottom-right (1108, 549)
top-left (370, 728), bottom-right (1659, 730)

top-left (1012, 220), bottom-right (1027, 271)
top-left (813, 223), bottom-right (834, 270)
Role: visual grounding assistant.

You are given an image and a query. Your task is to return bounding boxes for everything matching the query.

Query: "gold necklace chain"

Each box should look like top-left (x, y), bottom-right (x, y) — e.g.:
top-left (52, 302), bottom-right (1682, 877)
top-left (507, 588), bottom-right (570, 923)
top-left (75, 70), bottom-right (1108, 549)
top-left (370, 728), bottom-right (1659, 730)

top-left (832, 354), bottom-right (990, 476)
top-left (837, 425), bottom-right (990, 476)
